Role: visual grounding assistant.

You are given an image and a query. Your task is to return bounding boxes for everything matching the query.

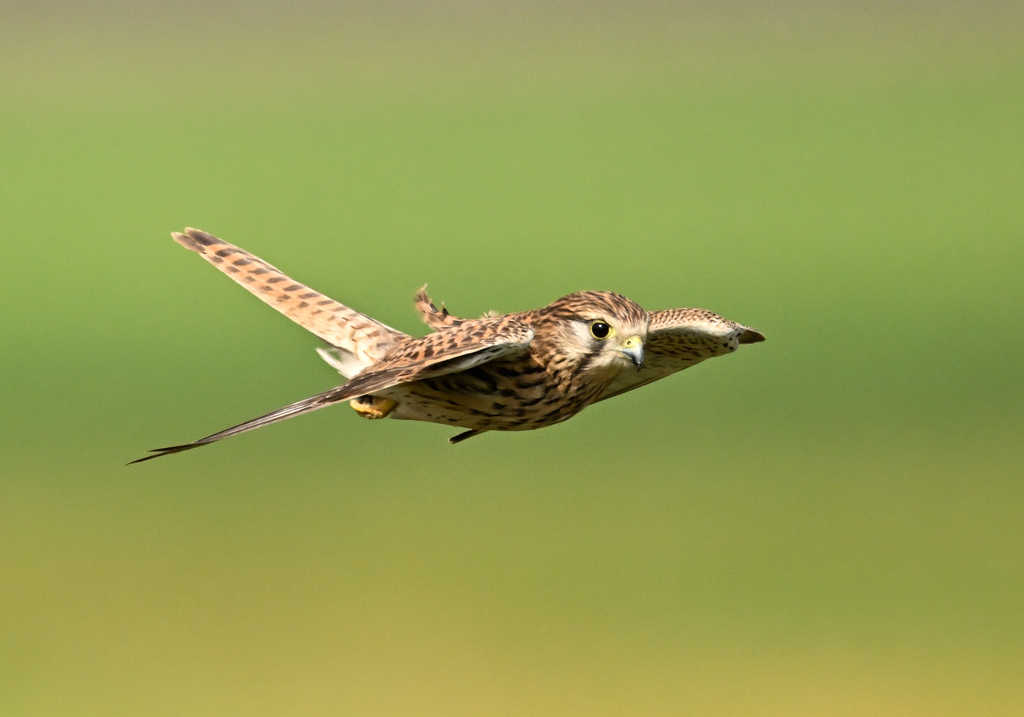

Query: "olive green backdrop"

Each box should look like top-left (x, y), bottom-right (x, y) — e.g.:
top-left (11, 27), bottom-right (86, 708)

top-left (2, 2), bottom-right (1022, 715)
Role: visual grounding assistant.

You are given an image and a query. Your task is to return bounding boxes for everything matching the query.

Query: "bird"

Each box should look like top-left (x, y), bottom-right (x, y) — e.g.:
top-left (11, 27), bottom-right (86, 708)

top-left (130, 228), bottom-right (765, 463)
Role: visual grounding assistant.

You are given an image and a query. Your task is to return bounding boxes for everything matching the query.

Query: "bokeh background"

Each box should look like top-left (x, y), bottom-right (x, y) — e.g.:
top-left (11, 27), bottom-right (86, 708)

top-left (2, 1), bottom-right (1022, 715)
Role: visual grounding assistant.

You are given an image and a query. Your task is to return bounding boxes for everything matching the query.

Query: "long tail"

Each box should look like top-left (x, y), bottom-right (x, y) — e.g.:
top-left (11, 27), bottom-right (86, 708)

top-left (173, 228), bottom-right (403, 372)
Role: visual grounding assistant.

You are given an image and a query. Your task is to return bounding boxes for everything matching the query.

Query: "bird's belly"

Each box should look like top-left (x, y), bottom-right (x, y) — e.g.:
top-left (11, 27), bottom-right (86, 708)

top-left (380, 366), bottom-right (580, 431)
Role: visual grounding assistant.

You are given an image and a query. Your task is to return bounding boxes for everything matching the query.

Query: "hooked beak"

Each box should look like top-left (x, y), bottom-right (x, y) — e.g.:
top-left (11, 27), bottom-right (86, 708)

top-left (618, 336), bottom-right (644, 368)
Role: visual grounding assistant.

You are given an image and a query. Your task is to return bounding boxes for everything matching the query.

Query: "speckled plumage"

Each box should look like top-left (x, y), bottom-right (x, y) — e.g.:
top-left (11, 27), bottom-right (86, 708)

top-left (130, 229), bottom-right (764, 463)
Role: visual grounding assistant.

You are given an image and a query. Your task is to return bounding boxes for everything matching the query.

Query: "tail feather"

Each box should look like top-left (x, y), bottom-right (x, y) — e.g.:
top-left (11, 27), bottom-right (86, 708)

top-left (173, 228), bottom-right (403, 369)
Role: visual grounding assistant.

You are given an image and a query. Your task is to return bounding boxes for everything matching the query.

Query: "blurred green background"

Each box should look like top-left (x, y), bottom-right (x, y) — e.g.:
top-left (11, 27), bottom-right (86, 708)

top-left (2, 2), bottom-right (1022, 715)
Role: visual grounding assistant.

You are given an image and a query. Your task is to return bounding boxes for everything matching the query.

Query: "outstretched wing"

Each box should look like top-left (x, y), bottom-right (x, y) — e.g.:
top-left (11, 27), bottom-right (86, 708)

top-left (173, 228), bottom-right (403, 376)
top-left (597, 308), bottom-right (765, 402)
top-left (129, 317), bottom-right (534, 463)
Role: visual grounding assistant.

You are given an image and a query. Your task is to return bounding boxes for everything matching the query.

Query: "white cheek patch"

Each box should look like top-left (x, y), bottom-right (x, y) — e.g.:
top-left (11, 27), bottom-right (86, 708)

top-left (569, 321), bottom-right (594, 345)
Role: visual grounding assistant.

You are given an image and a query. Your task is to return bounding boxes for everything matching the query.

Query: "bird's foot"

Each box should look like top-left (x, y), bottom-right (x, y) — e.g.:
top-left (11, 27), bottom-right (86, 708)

top-left (350, 395), bottom-right (397, 419)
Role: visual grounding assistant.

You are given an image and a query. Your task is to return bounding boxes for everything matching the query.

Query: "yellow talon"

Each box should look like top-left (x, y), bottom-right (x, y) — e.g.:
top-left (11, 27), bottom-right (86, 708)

top-left (350, 395), bottom-right (397, 420)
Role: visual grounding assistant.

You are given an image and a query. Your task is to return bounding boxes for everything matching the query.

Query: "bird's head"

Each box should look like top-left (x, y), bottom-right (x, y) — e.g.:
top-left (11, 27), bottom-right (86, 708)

top-left (536, 291), bottom-right (649, 373)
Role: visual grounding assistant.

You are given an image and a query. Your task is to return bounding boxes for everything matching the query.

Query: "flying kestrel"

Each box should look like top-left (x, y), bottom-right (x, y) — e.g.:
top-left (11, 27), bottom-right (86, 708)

top-left (131, 229), bottom-right (764, 463)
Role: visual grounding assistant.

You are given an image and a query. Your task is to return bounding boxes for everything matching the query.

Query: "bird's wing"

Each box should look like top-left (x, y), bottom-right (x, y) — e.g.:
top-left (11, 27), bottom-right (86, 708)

top-left (414, 287), bottom-right (502, 330)
top-left (415, 286), bottom-right (469, 330)
top-left (129, 317), bottom-right (534, 463)
top-left (173, 228), bottom-right (403, 374)
top-left (596, 308), bottom-right (765, 402)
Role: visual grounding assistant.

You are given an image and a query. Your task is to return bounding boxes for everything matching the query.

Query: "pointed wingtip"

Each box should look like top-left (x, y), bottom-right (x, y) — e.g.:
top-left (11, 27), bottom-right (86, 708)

top-left (126, 442), bottom-right (206, 466)
top-left (738, 328), bottom-right (766, 344)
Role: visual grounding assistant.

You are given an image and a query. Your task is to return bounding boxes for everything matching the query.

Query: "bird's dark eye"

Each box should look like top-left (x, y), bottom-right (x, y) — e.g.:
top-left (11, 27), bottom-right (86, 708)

top-left (590, 321), bottom-right (611, 339)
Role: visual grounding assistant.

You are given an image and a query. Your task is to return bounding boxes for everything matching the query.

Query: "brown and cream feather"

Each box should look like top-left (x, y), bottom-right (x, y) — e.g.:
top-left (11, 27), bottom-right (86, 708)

top-left (173, 228), bottom-right (400, 375)
top-left (131, 230), bottom-right (764, 463)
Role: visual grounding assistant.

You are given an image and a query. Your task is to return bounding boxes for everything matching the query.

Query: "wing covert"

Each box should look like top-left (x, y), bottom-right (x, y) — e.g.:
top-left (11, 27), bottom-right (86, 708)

top-left (129, 316), bottom-right (534, 463)
top-left (597, 308), bottom-right (764, 402)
